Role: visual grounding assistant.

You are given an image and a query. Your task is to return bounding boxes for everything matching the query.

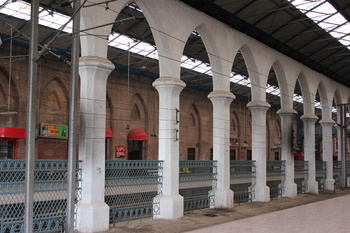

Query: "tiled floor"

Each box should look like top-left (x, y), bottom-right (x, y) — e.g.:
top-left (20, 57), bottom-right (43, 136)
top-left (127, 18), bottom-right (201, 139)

top-left (186, 194), bottom-right (350, 233)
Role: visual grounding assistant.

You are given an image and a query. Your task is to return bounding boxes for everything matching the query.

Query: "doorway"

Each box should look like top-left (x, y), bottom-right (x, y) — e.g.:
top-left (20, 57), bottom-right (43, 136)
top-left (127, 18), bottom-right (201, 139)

top-left (128, 140), bottom-right (143, 160)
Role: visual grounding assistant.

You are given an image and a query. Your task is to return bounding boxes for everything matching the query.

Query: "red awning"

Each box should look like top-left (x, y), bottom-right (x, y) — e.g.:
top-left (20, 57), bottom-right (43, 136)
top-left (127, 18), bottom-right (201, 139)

top-left (127, 128), bottom-right (148, 141)
top-left (0, 127), bottom-right (26, 139)
top-left (106, 126), bottom-right (113, 138)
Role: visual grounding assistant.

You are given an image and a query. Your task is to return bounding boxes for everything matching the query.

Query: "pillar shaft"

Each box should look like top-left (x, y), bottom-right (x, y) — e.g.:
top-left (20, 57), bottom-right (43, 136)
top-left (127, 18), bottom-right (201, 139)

top-left (247, 100), bottom-right (270, 202)
top-left (152, 77), bottom-right (185, 219)
top-left (208, 90), bottom-right (235, 208)
top-left (301, 114), bottom-right (318, 194)
top-left (277, 108), bottom-right (297, 198)
top-left (76, 56), bottom-right (114, 232)
top-left (320, 119), bottom-right (335, 190)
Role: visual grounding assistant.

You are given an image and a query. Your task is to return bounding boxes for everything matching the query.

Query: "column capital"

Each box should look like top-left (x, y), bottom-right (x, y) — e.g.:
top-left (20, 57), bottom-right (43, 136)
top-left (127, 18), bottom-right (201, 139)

top-left (247, 100), bottom-right (271, 109)
top-left (207, 90), bottom-right (235, 100)
top-left (152, 76), bottom-right (186, 89)
top-left (277, 108), bottom-right (297, 116)
top-left (319, 118), bottom-right (335, 126)
top-left (79, 56), bottom-right (115, 70)
top-left (300, 114), bottom-right (318, 123)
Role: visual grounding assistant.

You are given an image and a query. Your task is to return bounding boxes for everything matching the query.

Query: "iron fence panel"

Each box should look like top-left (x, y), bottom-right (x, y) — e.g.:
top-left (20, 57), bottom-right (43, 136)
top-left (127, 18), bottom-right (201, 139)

top-left (333, 161), bottom-right (342, 187)
top-left (294, 161), bottom-right (308, 193)
top-left (105, 160), bottom-right (163, 225)
top-left (0, 160), bottom-right (81, 232)
top-left (316, 161), bottom-right (327, 190)
top-left (179, 161), bottom-right (217, 212)
top-left (229, 161), bottom-right (256, 203)
top-left (266, 161), bottom-right (285, 198)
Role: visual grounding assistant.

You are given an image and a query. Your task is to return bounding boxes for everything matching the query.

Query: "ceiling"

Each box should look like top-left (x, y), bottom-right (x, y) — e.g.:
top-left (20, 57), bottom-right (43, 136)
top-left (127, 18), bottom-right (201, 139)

top-left (0, 0), bottom-right (349, 114)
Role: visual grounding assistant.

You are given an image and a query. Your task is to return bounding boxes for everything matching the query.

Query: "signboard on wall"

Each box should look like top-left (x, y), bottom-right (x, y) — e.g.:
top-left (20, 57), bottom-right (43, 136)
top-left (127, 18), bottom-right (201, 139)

top-left (40, 123), bottom-right (68, 139)
top-left (116, 146), bottom-right (126, 158)
top-left (230, 138), bottom-right (239, 146)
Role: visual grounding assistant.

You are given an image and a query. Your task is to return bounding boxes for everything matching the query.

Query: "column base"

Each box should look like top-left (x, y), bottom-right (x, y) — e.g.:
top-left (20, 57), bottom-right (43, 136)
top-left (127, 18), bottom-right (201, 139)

top-left (209, 189), bottom-right (233, 209)
top-left (306, 180), bottom-right (319, 194)
top-left (253, 185), bottom-right (270, 202)
top-left (324, 179), bottom-right (335, 191)
top-left (153, 194), bottom-right (183, 220)
top-left (283, 182), bottom-right (297, 198)
top-left (76, 202), bottom-right (109, 232)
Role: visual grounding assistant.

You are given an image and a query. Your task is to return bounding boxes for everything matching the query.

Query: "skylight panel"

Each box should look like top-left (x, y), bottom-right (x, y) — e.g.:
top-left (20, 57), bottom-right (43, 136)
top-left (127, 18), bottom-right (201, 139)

top-left (0, 0), bottom-right (31, 20)
top-left (289, 0), bottom-right (350, 49)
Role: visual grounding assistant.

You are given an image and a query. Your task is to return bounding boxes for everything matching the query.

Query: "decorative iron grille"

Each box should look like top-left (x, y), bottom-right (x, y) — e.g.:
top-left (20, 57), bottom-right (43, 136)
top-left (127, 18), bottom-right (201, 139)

top-left (0, 160), bottom-right (82, 232)
top-left (230, 160), bottom-right (256, 203)
top-left (105, 160), bottom-right (163, 225)
top-left (333, 161), bottom-right (342, 186)
top-left (266, 161), bottom-right (285, 198)
top-left (316, 161), bottom-right (327, 190)
top-left (179, 160), bottom-right (217, 212)
top-left (294, 161), bottom-right (308, 193)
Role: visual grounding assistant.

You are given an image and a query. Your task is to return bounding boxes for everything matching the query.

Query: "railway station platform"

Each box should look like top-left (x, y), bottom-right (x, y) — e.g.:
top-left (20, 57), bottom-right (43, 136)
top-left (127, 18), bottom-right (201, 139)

top-left (188, 193), bottom-right (350, 233)
top-left (105, 188), bottom-right (350, 233)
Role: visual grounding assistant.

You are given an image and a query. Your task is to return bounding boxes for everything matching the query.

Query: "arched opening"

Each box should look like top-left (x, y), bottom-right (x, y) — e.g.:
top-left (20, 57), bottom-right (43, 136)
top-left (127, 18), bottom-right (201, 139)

top-left (180, 29), bottom-right (209, 161)
top-left (107, 2), bottom-right (155, 159)
top-left (230, 50), bottom-right (252, 160)
top-left (266, 66), bottom-right (282, 161)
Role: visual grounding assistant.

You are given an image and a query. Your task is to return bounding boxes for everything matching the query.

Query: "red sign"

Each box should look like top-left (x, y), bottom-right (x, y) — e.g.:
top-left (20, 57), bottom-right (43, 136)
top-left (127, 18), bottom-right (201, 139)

top-left (116, 146), bottom-right (125, 158)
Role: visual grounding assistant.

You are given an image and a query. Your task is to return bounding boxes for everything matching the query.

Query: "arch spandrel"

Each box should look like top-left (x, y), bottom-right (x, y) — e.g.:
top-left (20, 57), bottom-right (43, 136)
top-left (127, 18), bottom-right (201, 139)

top-left (316, 80), bottom-right (332, 119)
top-left (196, 23), bottom-right (238, 92)
top-left (270, 60), bottom-right (291, 109)
top-left (333, 89), bottom-right (342, 106)
top-left (137, 0), bottom-right (201, 78)
top-left (239, 44), bottom-right (266, 101)
top-left (80, 0), bottom-right (130, 58)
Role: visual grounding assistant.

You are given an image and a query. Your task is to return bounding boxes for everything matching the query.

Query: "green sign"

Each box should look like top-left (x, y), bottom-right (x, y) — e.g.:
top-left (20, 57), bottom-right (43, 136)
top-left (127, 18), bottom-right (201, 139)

top-left (40, 123), bottom-right (68, 139)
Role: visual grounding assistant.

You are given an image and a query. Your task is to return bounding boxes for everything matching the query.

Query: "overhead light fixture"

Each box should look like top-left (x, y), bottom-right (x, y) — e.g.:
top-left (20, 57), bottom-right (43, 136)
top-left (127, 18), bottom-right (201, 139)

top-left (0, 37), bottom-right (2, 46)
top-left (241, 141), bottom-right (248, 150)
top-left (141, 65), bottom-right (147, 70)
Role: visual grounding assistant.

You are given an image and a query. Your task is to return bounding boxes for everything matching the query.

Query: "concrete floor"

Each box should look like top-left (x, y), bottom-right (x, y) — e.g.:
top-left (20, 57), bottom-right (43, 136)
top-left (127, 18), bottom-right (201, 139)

top-left (104, 188), bottom-right (350, 233)
top-left (187, 193), bottom-right (350, 233)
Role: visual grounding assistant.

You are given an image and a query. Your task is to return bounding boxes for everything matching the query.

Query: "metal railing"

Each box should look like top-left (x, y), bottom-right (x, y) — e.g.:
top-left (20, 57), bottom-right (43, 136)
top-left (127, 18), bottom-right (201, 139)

top-left (105, 160), bottom-right (163, 225)
top-left (230, 160), bottom-right (256, 203)
top-left (179, 160), bottom-right (217, 212)
top-left (316, 161), bottom-right (327, 190)
top-left (0, 160), bottom-right (82, 232)
top-left (294, 161), bottom-right (308, 193)
top-left (266, 161), bottom-right (285, 198)
top-left (333, 161), bottom-right (342, 187)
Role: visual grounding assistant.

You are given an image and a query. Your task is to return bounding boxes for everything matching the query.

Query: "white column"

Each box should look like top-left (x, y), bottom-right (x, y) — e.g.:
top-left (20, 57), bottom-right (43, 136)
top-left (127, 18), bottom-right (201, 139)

top-left (320, 119), bottom-right (335, 190)
top-left (247, 100), bottom-right (270, 202)
top-left (76, 56), bottom-right (114, 232)
top-left (301, 114), bottom-right (318, 194)
top-left (208, 90), bottom-right (235, 208)
top-left (277, 108), bottom-right (297, 198)
top-left (152, 77), bottom-right (185, 219)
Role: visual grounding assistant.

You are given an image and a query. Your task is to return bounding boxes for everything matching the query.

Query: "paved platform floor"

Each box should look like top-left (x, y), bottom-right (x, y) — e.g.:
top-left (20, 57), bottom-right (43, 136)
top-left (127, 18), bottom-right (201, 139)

top-left (187, 194), bottom-right (350, 233)
top-left (104, 188), bottom-right (350, 233)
